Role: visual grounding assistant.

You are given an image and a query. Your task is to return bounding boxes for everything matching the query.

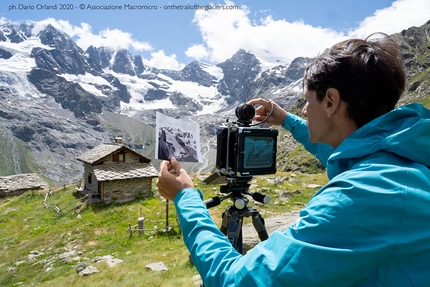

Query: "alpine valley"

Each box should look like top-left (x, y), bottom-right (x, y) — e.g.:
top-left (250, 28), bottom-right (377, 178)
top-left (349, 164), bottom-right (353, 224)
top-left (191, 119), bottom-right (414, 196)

top-left (0, 20), bottom-right (429, 185)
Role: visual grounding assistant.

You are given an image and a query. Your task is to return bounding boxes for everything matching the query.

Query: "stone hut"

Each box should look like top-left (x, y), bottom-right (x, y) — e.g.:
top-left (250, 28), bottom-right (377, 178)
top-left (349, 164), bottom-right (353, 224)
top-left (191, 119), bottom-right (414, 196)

top-left (77, 137), bottom-right (158, 203)
top-left (0, 173), bottom-right (49, 198)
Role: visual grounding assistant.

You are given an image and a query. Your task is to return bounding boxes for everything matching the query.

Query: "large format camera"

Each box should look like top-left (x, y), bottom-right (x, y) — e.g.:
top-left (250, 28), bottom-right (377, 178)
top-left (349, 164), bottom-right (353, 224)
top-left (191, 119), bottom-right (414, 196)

top-left (203, 103), bottom-right (278, 185)
top-left (201, 103), bottom-right (278, 257)
top-left (215, 104), bottom-right (278, 178)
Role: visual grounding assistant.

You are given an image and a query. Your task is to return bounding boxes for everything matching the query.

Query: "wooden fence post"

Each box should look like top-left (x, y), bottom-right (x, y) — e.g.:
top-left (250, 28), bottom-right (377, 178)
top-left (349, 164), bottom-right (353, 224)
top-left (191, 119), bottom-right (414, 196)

top-left (165, 199), bottom-right (169, 232)
top-left (129, 223), bottom-right (132, 239)
top-left (138, 217), bottom-right (144, 236)
top-left (138, 207), bottom-right (144, 236)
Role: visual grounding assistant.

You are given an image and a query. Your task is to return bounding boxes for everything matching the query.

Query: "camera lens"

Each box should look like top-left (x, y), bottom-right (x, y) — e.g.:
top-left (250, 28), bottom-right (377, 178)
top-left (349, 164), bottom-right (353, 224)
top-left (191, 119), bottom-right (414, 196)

top-left (235, 104), bottom-right (255, 121)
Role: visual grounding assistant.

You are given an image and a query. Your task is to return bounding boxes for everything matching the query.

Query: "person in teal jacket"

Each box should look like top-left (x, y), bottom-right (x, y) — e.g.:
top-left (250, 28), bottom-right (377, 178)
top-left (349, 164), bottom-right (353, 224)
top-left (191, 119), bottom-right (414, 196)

top-left (156, 33), bottom-right (430, 286)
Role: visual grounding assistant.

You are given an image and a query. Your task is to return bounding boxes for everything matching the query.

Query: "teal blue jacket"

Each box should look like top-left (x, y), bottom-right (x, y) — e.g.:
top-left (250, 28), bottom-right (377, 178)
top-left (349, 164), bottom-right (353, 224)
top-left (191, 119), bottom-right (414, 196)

top-left (174, 103), bottom-right (430, 286)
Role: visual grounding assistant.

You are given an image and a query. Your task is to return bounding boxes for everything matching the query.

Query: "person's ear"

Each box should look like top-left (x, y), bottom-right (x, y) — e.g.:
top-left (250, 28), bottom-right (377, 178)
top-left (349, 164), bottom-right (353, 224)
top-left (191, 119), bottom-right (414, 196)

top-left (325, 88), bottom-right (341, 118)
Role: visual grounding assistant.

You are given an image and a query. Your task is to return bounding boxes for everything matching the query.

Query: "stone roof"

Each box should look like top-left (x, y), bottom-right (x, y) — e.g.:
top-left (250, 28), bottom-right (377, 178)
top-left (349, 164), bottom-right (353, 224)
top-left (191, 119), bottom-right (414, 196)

top-left (77, 143), bottom-right (122, 164)
top-left (77, 143), bottom-right (150, 165)
top-left (93, 162), bottom-right (158, 182)
top-left (0, 174), bottom-right (49, 198)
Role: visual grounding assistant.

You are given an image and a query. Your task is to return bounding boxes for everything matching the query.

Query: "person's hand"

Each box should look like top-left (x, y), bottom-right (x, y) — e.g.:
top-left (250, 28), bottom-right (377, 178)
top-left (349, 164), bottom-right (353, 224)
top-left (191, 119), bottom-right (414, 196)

top-left (156, 157), bottom-right (194, 201)
top-left (246, 98), bottom-right (288, 126)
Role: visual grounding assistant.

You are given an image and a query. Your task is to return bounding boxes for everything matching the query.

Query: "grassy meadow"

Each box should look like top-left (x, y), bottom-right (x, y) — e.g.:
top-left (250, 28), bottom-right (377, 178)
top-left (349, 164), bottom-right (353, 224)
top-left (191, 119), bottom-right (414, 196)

top-left (0, 171), bottom-right (328, 287)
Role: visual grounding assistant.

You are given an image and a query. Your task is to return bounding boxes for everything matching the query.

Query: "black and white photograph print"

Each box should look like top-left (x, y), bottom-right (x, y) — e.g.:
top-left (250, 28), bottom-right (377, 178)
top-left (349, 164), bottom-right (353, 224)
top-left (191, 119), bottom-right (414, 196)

top-left (155, 112), bottom-right (202, 163)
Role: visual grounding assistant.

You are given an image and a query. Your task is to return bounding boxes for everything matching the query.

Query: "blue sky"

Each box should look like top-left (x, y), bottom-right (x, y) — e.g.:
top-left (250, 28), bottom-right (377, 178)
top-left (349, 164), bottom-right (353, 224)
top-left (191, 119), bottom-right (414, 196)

top-left (1, 0), bottom-right (429, 69)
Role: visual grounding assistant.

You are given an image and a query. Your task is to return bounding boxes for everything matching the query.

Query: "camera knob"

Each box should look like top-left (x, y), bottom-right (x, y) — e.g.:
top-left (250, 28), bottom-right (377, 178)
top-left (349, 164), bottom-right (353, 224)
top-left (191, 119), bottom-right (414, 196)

top-left (234, 198), bottom-right (246, 209)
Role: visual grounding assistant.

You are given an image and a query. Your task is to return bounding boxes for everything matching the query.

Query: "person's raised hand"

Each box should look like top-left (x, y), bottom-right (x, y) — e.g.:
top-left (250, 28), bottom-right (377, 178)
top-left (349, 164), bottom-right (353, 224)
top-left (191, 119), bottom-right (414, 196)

top-left (246, 98), bottom-right (288, 126)
top-left (156, 157), bottom-right (194, 201)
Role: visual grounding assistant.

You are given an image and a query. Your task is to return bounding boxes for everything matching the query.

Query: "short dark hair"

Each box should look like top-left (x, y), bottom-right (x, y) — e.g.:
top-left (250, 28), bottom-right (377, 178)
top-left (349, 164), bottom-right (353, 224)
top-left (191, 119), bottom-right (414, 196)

top-left (303, 33), bottom-right (406, 128)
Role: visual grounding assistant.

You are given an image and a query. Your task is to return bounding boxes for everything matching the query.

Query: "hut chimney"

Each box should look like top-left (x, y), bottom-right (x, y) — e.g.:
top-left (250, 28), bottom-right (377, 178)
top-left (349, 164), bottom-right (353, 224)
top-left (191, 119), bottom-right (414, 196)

top-left (115, 137), bottom-right (123, 144)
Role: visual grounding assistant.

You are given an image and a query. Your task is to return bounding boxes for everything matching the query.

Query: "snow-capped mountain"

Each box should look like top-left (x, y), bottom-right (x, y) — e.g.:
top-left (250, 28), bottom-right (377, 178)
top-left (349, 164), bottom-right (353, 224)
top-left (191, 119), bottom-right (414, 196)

top-left (32, 24), bottom-right (308, 117)
top-left (0, 22), bottom-right (308, 184)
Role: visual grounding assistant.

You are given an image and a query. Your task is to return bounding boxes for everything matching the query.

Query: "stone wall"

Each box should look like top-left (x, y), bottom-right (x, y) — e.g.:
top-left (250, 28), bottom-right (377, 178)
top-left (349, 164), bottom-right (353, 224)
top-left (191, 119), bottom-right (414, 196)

top-left (82, 164), bottom-right (99, 195)
top-left (0, 174), bottom-right (49, 198)
top-left (103, 178), bottom-right (153, 203)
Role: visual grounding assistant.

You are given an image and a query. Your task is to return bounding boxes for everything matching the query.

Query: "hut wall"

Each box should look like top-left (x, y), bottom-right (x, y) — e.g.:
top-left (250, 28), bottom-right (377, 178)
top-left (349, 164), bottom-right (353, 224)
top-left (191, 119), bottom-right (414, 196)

top-left (103, 178), bottom-right (153, 203)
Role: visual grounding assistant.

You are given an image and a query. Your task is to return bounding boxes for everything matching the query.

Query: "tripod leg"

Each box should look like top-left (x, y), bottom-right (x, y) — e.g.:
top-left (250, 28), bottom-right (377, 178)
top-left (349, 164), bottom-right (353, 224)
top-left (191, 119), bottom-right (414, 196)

top-left (227, 211), bottom-right (243, 254)
top-left (252, 212), bottom-right (269, 241)
top-left (220, 210), bottom-right (229, 236)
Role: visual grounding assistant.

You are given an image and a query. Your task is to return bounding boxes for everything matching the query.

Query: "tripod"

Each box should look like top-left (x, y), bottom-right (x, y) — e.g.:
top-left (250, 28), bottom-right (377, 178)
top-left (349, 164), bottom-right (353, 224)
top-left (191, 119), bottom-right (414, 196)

top-left (204, 176), bottom-right (270, 254)
top-left (196, 177), bottom-right (270, 287)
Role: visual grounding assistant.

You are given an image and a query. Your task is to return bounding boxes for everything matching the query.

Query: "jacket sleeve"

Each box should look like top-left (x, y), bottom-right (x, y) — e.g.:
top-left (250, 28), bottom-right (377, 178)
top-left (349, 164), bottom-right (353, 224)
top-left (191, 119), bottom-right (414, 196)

top-left (282, 113), bottom-right (333, 168)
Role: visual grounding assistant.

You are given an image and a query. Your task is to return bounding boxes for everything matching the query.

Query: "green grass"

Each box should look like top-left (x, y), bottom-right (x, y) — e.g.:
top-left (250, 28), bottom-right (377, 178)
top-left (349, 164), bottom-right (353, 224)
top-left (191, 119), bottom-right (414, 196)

top-left (0, 172), bottom-right (328, 287)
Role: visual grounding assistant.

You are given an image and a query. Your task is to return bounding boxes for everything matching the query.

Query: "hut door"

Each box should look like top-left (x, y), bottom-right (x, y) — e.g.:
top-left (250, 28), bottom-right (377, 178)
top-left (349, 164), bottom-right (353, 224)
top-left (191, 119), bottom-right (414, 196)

top-left (97, 182), bottom-right (102, 199)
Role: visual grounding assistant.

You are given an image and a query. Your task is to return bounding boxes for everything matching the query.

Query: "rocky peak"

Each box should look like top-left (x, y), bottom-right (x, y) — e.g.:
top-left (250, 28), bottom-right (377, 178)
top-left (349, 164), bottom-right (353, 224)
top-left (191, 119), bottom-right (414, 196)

top-left (37, 24), bottom-right (77, 51)
top-left (217, 49), bottom-right (261, 104)
top-left (0, 23), bottom-right (27, 43)
top-left (399, 20), bottom-right (430, 49)
top-left (18, 23), bottom-right (34, 38)
top-left (111, 49), bottom-right (138, 76)
top-left (222, 48), bottom-right (260, 66)
top-left (133, 54), bottom-right (146, 76)
top-left (179, 61), bottom-right (218, 87)
top-left (85, 46), bottom-right (113, 69)
top-left (85, 46), bottom-right (147, 77)
top-left (31, 25), bottom-right (93, 75)
top-left (285, 57), bottom-right (313, 81)
top-left (393, 20), bottom-right (430, 106)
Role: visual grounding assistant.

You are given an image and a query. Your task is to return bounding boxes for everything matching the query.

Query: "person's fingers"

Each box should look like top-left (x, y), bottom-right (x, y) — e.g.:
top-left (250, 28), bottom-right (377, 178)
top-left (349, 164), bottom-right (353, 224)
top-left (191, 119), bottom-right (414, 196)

top-left (169, 157), bottom-right (181, 175)
top-left (246, 98), bottom-right (271, 110)
top-left (246, 98), bottom-right (273, 122)
top-left (155, 177), bottom-right (162, 190)
top-left (157, 160), bottom-right (172, 187)
top-left (159, 160), bottom-right (169, 175)
top-left (246, 98), bottom-right (287, 125)
top-left (254, 105), bottom-right (269, 117)
top-left (166, 161), bottom-right (173, 173)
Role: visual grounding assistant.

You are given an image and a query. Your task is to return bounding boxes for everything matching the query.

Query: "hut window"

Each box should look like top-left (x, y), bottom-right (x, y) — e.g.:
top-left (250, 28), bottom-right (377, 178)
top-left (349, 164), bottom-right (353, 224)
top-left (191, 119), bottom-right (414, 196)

top-left (88, 173), bottom-right (92, 184)
top-left (113, 152), bottom-right (125, 162)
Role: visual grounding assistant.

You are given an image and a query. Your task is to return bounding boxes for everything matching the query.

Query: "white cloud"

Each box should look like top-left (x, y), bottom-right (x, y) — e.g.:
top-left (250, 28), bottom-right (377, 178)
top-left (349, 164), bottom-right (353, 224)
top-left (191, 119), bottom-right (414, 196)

top-left (185, 44), bottom-right (209, 61)
top-left (30, 17), bottom-right (153, 52)
top-left (142, 50), bottom-right (185, 70)
top-left (186, 0), bottom-right (430, 64)
top-left (187, 2), bottom-right (346, 63)
top-left (77, 27), bottom-right (153, 51)
top-left (350, 0), bottom-right (430, 38)
top-left (0, 17), bottom-right (9, 25)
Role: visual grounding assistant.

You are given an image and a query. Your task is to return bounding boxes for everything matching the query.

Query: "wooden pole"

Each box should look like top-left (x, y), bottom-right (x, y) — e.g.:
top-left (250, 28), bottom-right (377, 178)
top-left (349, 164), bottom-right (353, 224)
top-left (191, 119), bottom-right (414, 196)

top-left (128, 223), bottom-right (132, 239)
top-left (165, 199), bottom-right (169, 232)
top-left (138, 217), bottom-right (144, 236)
top-left (138, 207), bottom-right (144, 235)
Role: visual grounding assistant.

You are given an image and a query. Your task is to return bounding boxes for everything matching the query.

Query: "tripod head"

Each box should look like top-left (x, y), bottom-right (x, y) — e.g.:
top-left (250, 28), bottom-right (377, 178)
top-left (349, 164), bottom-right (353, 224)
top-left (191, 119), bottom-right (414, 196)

top-left (204, 176), bottom-right (270, 209)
